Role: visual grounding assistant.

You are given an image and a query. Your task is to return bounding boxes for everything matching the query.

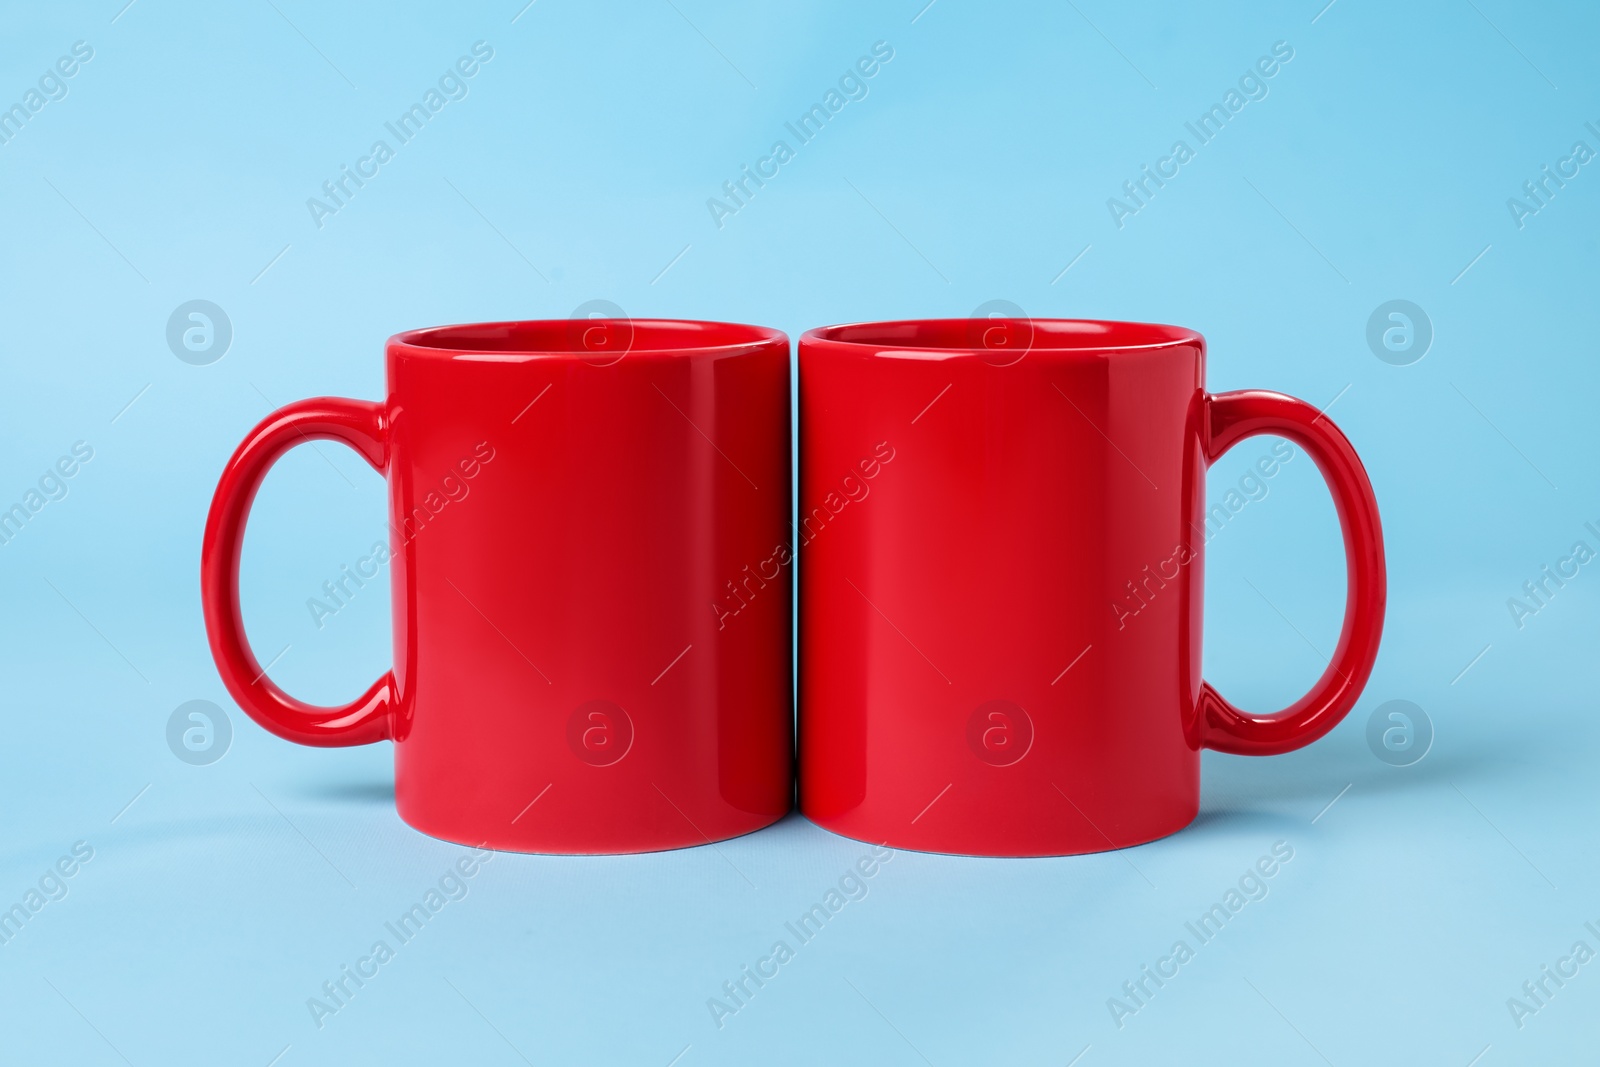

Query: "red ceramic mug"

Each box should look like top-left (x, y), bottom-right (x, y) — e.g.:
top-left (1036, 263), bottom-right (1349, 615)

top-left (797, 319), bottom-right (1385, 856)
top-left (202, 319), bottom-right (794, 854)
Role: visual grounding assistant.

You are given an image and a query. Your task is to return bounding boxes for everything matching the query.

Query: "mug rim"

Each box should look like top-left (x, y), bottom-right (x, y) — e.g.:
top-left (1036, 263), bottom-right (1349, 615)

top-left (800, 317), bottom-right (1203, 356)
top-left (389, 318), bottom-right (787, 359)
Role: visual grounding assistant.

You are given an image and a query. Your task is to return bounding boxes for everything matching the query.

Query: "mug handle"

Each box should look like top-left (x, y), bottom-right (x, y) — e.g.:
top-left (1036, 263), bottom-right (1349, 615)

top-left (1196, 390), bottom-right (1386, 756)
top-left (201, 398), bottom-right (394, 746)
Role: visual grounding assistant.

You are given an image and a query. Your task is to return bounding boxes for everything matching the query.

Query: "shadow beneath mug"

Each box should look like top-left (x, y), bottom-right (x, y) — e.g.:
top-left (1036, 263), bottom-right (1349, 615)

top-left (1186, 725), bottom-right (1519, 836)
top-left (287, 778), bottom-right (396, 807)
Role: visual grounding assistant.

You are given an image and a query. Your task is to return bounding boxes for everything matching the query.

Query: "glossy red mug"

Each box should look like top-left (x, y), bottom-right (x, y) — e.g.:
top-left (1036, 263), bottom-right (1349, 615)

top-left (202, 320), bottom-right (794, 854)
top-left (797, 319), bottom-right (1385, 856)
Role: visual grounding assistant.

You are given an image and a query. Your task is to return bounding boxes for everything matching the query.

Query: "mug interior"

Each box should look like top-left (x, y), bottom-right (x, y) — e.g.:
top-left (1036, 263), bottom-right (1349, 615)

top-left (392, 318), bottom-right (784, 357)
top-left (804, 318), bottom-right (1200, 353)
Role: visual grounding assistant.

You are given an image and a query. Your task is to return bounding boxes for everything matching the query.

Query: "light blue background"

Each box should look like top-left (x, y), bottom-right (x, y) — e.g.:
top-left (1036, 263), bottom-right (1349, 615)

top-left (2, 0), bottom-right (1597, 1063)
